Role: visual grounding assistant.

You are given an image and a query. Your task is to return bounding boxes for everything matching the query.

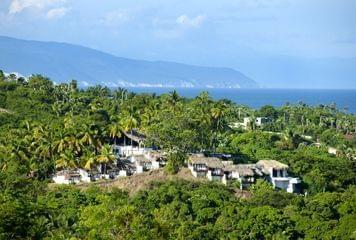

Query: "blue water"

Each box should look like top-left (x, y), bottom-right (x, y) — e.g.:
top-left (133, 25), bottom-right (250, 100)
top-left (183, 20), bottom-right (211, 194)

top-left (128, 88), bottom-right (356, 114)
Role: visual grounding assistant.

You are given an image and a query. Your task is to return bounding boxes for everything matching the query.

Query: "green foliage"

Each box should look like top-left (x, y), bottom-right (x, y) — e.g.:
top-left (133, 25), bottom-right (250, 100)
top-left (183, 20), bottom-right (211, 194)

top-left (229, 131), bottom-right (282, 161)
top-left (258, 105), bottom-right (279, 119)
top-left (165, 151), bottom-right (187, 174)
top-left (0, 71), bottom-right (355, 239)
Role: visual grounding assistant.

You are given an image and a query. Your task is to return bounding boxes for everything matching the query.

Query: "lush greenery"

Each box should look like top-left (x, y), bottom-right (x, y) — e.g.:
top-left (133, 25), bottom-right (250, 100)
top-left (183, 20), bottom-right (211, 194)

top-left (0, 71), bottom-right (355, 239)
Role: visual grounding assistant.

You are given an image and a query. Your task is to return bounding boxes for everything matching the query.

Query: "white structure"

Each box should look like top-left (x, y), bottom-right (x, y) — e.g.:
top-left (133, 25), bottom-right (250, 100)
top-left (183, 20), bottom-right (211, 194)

top-left (257, 160), bottom-right (301, 193)
top-left (328, 147), bottom-right (338, 155)
top-left (188, 155), bottom-right (230, 182)
top-left (188, 155), bottom-right (301, 193)
top-left (225, 164), bottom-right (263, 189)
top-left (113, 145), bottom-right (151, 157)
top-left (53, 167), bottom-right (128, 184)
top-left (119, 170), bottom-right (128, 177)
top-left (255, 117), bottom-right (273, 126)
top-left (130, 151), bottom-right (166, 174)
top-left (231, 117), bottom-right (273, 130)
top-left (52, 170), bottom-right (81, 184)
top-left (78, 169), bottom-right (92, 183)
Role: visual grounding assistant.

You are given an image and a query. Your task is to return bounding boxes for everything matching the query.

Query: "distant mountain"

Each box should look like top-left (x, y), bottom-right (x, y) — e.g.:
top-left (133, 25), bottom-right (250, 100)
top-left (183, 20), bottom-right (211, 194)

top-left (0, 36), bottom-right (258, 88)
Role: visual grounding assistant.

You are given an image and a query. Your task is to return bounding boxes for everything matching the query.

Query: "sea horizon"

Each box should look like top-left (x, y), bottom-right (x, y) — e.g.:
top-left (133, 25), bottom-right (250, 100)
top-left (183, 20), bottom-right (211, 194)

top-left (125, 87), bottom-right (356, 114)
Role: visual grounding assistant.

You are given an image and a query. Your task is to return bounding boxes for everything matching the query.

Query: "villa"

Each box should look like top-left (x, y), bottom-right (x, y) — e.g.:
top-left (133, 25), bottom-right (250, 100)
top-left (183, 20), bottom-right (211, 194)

top-left (188, 154), bottom-right (233, 182)
top-left (52, 170), bottom-right (81, 184)
top-left (256, 160), bottom-right (301, 193)
top-left (231, 117), bottom-right (273, 130)
top-left (112, 130), bottom-right (152, 157)
top-left (131, 151), bottom-right (167, 173)
top-left (224, 164), bottom-right (263, 189)
top-left (188, 155), bottom-right (301, 193)
top-left (255, 117), bottom-right (273, 127)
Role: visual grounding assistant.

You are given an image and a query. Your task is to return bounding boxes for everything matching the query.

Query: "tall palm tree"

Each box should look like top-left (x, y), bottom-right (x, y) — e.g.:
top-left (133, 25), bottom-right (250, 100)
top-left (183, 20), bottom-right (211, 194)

top-left (109, 121), bottom-right (122, 145)
top-left (79, 123), bottom-right (103, 151)
top-left (97, 144), bottom-right (116, 173)
top-left (168, 90), bottom-right (180, 106)
top-left (120, 108), bottom-right (139, 152)
top-left (80, 123), bottom-right (96, 146)
top-left (81, 149), bottom-right (97, 170)
top-left (210, 102), bottom-right (227, 152)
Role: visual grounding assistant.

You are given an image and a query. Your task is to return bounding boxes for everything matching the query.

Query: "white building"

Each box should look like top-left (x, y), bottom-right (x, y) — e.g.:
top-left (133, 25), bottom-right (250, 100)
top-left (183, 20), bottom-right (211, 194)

top-left (188, 155), bottom-right (231, 182)
top-left (188, 155), bottom-right (301, 193)
top-left (130, 152), bottom-right (167, 173)
top-left (52, 170), bottom-right (81, 184)
top-left (231, 117), bottom-right (273, 130)
top-left (255, 117), bottom-right (273, 126)
top-left (256, 160), bottom-right (301, 193)
top-left (113, 145), bottom-right (151, 157)
top-left (224, 164), bottom-right (263, 189)
top-left (78, 169), bottom-right (92, 183)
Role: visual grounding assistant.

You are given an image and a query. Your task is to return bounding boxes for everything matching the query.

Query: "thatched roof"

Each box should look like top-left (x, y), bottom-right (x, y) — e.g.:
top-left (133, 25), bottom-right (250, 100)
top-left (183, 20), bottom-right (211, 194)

top-left (133, 155), bottom-right (152, 164)
top-left (55, 170), bottom-right (81, 179)
top-left (123, 130), bottom-right (146, 143)
top-left (226, 164), bottom-right (257, 176)
top-left (222, 160), bottom-right (234, 168)
top-left (257, 160), bottom-right (288, 174)
top-left (146, 151), bottom-right (165, 161)
top-left (189, 156), bottom-right (225, 169)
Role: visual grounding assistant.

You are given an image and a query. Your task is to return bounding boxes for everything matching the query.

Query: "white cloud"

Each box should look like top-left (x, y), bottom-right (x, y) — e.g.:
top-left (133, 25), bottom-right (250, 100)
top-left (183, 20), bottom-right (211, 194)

top-left (46, 7), bottom-right (70, 19)
top-left (176, 14), bottom-right (206, 28)
top-left (153, 14), bottom-right (206, 39)
top-left (99, 10), bottom-right (130, 26)
top-left (8, 0), bottom-right (66, 14)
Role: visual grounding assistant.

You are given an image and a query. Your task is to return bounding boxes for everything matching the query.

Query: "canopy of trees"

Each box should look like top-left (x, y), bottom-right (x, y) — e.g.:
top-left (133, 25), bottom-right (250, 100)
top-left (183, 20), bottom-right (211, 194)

top-left (0, 72), bottom-right (355, 239)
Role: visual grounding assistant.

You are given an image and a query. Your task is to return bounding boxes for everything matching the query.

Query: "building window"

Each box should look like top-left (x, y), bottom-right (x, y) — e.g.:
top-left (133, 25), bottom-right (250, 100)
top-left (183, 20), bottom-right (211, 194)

top-left (273, 169), bottom-right (278, 177)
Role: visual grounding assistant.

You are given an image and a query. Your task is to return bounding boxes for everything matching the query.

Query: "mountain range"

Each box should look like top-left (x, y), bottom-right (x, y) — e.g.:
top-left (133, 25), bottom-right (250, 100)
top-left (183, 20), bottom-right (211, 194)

top-left (0, 36), bottom-right (258, 88)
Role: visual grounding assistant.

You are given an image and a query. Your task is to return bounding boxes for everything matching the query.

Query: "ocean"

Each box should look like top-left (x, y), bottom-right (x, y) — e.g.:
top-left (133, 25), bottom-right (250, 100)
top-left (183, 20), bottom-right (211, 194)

top-left (128, 88), bottom-right (356, 114)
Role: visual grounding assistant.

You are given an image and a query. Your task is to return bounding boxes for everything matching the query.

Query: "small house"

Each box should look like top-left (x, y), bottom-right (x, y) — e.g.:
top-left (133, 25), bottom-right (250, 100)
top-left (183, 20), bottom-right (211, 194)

top-left (113, 130), bottom-right (150, 157)
top-left (257, 160), bottom-right (301, 193)
top-left (223, 164), bottom-right (262, 189)
top-left (52, 170), bottom-right (81, 184)
top-left (255, 117), bottom-right (273, 127)
top-left (188, 155), bottom-right (225, 181)
top-left (144, 151), bottom-right (167, 169)
top-left (131, 155), bottom-right (153, 173)
top-left (230, 117), bottom-right (273, 130)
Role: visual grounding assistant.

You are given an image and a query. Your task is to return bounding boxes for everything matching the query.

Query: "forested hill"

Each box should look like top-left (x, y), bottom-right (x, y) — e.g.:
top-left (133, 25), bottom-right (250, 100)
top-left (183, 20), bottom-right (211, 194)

top-left (0, 73), bottom-right (355, 239)
top-left (0, 36), bottom-right (258, 88)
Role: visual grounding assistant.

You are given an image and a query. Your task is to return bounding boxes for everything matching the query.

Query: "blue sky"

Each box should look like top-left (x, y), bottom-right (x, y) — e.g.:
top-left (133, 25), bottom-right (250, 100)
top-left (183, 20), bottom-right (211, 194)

top-left (0, 0), bottom-right (356, 88)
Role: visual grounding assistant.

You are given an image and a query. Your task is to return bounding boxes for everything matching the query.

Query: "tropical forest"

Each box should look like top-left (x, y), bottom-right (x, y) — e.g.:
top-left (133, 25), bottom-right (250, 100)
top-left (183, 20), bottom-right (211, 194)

top-left (0, 71), bottom-right (355, 239)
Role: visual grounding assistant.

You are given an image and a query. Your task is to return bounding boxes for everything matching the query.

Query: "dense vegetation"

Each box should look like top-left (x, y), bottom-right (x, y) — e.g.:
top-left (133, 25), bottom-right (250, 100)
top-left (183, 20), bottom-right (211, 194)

top-left (0, 71), bottom-right (355, 239)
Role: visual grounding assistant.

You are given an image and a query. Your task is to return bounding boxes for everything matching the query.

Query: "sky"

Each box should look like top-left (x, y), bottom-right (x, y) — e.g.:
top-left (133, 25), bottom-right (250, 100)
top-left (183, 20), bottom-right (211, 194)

top-left (0, 0), bottom-right (356, 88)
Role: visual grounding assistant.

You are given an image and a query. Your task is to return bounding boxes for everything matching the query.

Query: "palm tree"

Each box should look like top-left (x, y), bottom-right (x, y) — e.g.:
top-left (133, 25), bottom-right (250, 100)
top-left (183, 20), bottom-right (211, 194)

top-left (168, 90), bottom-right (180, 106)
top-left (120, 108), bottom-right (139, 152)
top-left (97, 144), bottom-right (116, 173)
top-left (79, 123), bottom-right (103, 151)
top-left (81, 149), bottom-right (97, 170)
top-left (55, 150), bottom-right (77, 170)
top-left (66, 136), bottom-right (83, 154)
top-left (80, 123), bottom-right (95, 146)
top-left (141, 101), bottom-right (160, 130)
top-left (109, 121), bottom-right (122, 145)
top-left (210, 102), bottom-right (227, 152)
